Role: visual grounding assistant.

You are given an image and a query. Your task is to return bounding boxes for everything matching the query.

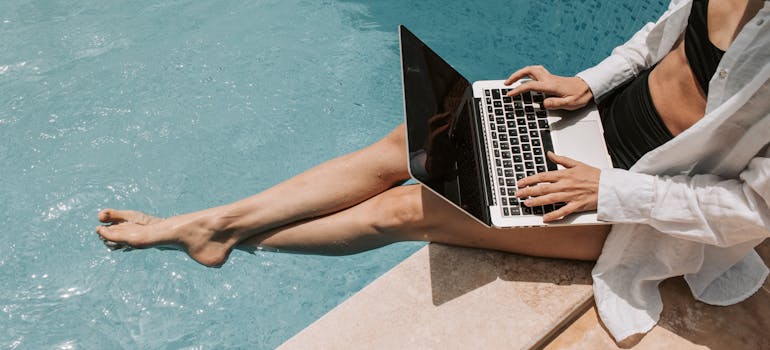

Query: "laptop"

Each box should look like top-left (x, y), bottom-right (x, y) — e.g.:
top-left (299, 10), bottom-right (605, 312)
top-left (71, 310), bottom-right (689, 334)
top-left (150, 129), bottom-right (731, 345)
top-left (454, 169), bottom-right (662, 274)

top-left (399, 25), bottom-right (613, 227)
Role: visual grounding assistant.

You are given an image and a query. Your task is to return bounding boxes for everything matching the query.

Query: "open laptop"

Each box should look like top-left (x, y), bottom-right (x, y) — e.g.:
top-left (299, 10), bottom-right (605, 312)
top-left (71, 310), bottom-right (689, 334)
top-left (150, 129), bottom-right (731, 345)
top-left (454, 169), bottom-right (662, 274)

top-left (399, 25), bottom-right (613, 227)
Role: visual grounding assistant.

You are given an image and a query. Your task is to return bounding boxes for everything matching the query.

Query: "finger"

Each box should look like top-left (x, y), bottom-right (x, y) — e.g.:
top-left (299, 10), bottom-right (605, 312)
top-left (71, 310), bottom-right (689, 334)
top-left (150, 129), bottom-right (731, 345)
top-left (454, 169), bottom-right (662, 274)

top-left (548, 151), bottom-right (582, 168)
top-left (522, 192), bottom-right (570, 207)
top-left (504, 66), bottom-right (545, 85)
top-left (542, 202), bottom-right (579, 222)
top-left (517, 170), bottom-right (561, 188)
top-left (542, 96), bottom-right (574, 110)
top-left (515, 182), bottom-right (559, 198)
top-left (506, 80), bottom-right (557, 97)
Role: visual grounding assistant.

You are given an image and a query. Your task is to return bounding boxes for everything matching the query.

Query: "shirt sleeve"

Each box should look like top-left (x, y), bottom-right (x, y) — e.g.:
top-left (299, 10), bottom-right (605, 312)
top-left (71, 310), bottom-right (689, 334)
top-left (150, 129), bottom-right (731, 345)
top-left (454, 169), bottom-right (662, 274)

top-left (597, 154), bottom-right (770, 247)
top-left (576, 0), bottom-right (690, 100)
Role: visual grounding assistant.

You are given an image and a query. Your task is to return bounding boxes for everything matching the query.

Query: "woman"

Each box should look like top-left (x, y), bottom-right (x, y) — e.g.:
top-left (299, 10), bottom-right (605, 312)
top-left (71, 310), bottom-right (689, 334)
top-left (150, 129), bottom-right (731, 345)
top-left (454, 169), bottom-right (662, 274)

top-left (97, 0), bottom-right (769, 341)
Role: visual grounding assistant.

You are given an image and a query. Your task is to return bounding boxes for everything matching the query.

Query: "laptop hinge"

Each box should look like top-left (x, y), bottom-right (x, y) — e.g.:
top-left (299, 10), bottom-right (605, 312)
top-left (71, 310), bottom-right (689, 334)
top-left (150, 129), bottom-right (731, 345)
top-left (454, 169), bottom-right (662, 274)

top-left (472, 97), bottom-right (493, 224)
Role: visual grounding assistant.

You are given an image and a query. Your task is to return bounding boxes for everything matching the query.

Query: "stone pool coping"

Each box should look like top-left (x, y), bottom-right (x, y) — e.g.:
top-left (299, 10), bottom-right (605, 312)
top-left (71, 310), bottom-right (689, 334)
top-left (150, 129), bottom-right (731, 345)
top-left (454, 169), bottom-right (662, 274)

top-left (279, 241), bottom-right (770, 349)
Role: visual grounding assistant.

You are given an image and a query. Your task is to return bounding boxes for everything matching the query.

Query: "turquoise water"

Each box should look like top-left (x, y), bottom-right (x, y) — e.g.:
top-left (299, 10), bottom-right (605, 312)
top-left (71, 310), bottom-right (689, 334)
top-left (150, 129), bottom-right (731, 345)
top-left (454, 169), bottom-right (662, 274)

top-left (0, 0), bottom-right (667, 348)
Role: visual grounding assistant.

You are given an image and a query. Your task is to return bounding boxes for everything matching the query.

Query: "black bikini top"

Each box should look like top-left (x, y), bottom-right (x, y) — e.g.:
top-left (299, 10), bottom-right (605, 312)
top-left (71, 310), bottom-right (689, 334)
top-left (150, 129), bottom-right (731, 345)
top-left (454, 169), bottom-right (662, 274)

top-left (684, 0), bottom-right (725, 94)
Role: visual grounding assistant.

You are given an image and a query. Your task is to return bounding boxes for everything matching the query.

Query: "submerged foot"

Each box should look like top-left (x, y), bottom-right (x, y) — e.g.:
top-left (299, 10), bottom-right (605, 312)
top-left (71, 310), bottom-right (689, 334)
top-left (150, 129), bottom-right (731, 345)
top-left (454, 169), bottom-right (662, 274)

top-left (96, 208), bottom-right (236, 267)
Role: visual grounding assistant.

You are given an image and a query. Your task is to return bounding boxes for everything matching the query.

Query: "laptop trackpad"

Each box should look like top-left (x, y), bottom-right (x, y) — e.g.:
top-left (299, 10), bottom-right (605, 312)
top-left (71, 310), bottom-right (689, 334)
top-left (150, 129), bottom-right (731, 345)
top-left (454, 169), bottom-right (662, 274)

top-left (551, 121), bottom-right (612, 169)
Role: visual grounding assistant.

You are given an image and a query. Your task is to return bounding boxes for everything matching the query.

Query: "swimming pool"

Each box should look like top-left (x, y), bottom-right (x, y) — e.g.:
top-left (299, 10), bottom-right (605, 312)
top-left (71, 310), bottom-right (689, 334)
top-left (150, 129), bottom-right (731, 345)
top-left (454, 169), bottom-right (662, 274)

top-left (0, 0), bottom-right (667, 348)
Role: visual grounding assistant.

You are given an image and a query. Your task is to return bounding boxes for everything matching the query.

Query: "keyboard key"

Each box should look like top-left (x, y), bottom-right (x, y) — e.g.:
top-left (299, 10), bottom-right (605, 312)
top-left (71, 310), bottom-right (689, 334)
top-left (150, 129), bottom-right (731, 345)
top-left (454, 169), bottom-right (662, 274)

top-left (536, 165), bottom-right (546, 173)
top-left (525, 106), bottom-right (534, 113)
top-left (494, 101), bottom-right (502, 108)
top-left (530, 130), bottom-right (539, 138)
top-left (504, 169), bottom-right (514, 177)
top-left (522, 144), bottom-right (531, 152)
top-left (528, 122), bottom-right (537, 129)
top-left (503, 160), bottom-right (512, 168)
top-left (503, 96), bottom-right (512, 103)
top-left (503, 207), bottom-right (509, 216)
top-left (523, 153), bottom-right (533, 161)
top-left (536, 111), bottom-right (548, 119)
top-left (508, 129), bottom-right (518, 137)
top-left (532, 139), bottom-right (541, 147)
top-left (495, 109), bottom-right (503, 116)
top-left (538, 120), bottom-right (549, 128)
top-left (513, 155), bottom-right (522, 162)
top-left (540, 130), bottom-right (557, 170)
top-left (533, 148), bottom-right (542, 156)
top-left (523, 93), bottom-right (532, 104)
top-left (525, 161), bottom-right (534, 170)
top-left (485, 89), bottom-right (491, 97)
top-left (492, 89), bottom-right (501, 99)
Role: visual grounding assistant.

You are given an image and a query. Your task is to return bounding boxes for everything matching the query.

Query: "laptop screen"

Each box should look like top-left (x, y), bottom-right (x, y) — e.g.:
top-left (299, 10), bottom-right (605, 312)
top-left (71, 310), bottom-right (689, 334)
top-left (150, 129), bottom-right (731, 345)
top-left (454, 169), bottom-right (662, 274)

top-left (399, 25), bottom-right (490, 223)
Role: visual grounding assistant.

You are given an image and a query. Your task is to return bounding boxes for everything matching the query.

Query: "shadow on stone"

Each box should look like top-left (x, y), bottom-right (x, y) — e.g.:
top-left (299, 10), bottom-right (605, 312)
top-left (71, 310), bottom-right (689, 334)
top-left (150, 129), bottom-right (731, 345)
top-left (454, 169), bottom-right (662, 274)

top-left (428, 243), bottom-right (593, 306)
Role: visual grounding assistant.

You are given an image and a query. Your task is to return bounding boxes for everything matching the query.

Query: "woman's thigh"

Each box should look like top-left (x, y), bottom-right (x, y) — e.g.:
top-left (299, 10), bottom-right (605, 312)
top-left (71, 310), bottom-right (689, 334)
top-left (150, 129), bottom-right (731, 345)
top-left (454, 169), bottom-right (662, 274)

top-left (386, 185), bottom-right (611, 261)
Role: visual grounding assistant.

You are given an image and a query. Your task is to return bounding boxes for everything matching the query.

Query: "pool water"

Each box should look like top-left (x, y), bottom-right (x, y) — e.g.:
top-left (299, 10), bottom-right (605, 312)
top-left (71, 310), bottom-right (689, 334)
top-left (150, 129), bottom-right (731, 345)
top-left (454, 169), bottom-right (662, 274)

top-left (0, 0), bottom-right (667, 348)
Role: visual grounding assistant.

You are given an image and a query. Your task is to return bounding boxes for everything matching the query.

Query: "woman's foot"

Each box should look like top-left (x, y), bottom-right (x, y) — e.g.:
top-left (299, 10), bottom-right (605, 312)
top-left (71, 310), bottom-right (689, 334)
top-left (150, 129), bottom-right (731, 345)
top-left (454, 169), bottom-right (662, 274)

top-left (96, 209), bottom-right (237, 267)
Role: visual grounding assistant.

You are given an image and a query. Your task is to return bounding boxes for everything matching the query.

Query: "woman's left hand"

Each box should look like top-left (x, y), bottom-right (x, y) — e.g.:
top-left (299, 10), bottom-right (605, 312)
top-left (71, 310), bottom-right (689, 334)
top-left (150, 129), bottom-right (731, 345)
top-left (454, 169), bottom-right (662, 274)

top-left (515, 152), bottom-right (601, 222)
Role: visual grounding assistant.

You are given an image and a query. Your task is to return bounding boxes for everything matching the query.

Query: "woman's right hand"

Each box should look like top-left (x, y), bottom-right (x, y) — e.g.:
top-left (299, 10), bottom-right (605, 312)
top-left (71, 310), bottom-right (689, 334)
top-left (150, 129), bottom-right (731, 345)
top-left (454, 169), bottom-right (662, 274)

top-left (504, 65), bottom-right (594, 111)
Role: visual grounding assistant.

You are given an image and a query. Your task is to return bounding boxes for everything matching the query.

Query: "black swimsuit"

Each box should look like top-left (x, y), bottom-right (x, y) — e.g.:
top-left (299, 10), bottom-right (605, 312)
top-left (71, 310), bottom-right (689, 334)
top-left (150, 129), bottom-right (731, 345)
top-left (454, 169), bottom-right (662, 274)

top-left (598, 0), bottom-right (725, 169)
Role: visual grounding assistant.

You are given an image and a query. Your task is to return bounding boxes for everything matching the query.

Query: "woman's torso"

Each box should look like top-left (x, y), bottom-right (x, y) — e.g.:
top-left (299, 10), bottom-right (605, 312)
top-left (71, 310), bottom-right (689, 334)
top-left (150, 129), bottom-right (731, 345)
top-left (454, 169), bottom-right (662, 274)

top-left (648, 0), bottom-right (764, 136)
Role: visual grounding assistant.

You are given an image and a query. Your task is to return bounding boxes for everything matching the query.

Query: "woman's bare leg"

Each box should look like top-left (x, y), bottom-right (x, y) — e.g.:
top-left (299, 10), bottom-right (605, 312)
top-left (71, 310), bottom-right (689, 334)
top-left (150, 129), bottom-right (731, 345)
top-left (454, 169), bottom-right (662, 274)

top-left (239, 185), bottom-right (610, 261)
top-left (96, 125), bottom-right (410, 266)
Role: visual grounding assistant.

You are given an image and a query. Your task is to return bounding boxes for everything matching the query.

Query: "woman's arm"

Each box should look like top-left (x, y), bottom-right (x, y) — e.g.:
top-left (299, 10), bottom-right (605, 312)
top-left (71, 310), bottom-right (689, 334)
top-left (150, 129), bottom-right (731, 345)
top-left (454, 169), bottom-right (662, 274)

top-left (598, 151), bottom-right (770, 247)
top-left (576, 0), bottom-right (691, 100)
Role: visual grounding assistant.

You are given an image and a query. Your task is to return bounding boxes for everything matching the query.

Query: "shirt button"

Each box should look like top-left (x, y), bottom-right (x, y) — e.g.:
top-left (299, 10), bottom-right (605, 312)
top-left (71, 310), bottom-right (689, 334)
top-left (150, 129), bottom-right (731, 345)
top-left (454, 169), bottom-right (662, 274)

top-left (718, 69), bottom-right (728, 79)
top-left (758, 18), bottom-right (765, 26)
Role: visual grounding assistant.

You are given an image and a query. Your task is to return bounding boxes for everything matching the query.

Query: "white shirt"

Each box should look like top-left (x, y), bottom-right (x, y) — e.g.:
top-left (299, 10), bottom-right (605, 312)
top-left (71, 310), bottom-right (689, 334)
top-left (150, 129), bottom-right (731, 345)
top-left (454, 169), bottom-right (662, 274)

top-left (576, 0), bottom-right (770, 341)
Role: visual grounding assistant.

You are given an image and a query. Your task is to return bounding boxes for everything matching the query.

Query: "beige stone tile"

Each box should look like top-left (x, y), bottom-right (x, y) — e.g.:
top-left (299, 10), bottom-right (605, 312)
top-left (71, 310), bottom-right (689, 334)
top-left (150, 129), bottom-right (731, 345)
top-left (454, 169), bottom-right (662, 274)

top-left (545, 239), bottom-right (770, 350)
top-left (279, 243), bottom-right (595, 350)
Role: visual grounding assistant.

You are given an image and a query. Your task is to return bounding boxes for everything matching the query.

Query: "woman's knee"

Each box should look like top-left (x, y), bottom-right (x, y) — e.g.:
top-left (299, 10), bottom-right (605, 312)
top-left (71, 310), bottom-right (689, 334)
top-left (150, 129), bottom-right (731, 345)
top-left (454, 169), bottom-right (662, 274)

top-left (379, 124), bottom-right (406, 151)
top-left (369, 185), bottom-right (425, 234)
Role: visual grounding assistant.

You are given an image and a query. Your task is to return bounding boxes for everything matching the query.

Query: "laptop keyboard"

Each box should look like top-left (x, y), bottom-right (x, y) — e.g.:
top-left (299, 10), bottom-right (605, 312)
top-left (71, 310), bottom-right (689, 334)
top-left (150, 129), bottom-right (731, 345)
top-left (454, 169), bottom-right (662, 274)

top-left (483, 88), bottom-right (564, 217)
